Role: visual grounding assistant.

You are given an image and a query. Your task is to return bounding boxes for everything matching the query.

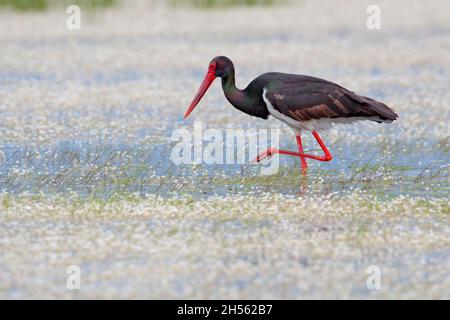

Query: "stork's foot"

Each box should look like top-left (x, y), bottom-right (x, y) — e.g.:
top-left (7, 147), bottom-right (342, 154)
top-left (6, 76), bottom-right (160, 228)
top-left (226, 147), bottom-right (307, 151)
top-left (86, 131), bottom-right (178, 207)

top-left (251, 147), bottom-right (277, 163)
top-left (251, 147), bottom-right (301, 163)
top-left (301, 153), bottom-right (333, 162)
top-left (252, 149), bottom-right (331, 163)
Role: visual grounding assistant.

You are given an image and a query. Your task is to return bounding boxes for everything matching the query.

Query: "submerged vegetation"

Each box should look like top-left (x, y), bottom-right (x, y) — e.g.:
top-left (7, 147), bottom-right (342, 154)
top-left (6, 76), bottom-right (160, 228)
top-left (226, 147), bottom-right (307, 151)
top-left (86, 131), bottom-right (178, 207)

top-left (0, 141), bottom-right (447, 198)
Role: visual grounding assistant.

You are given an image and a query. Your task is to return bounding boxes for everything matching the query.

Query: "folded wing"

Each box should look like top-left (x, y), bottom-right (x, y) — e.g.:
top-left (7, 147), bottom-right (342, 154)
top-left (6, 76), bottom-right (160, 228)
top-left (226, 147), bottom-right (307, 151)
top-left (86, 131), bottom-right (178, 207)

top-left (264, 75), bottom-right (398, 122)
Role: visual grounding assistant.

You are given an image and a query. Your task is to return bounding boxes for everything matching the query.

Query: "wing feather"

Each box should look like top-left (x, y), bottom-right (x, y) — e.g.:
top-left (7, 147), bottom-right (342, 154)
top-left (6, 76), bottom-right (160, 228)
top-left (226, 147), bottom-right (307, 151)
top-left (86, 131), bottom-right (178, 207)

top-left (264, 75), bottom-right (397, 122)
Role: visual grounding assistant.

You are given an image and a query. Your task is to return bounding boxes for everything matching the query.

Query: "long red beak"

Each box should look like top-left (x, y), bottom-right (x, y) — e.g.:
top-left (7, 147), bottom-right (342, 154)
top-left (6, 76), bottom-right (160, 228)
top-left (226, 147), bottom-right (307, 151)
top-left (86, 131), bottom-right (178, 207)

top-left (184, 70), bottom-right (216, 119)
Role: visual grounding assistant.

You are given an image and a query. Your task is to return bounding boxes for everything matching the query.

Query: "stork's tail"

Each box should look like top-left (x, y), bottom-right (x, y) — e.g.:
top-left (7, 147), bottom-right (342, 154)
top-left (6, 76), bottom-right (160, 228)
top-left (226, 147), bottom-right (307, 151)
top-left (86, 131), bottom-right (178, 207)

top-left (346, 92), bottom-right (398, 122)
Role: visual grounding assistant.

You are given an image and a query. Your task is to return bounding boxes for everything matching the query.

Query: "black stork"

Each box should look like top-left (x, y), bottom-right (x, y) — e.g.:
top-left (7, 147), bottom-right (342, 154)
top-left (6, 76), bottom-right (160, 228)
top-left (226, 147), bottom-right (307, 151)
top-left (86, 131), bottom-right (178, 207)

top-left (184, 56), bottom-right (398, 173)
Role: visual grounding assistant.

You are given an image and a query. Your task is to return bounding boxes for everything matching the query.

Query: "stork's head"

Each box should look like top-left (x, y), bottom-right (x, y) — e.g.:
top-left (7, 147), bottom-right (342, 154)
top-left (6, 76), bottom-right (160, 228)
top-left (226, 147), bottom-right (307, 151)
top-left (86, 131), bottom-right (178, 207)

top-left (184, 56), bottom-right (234, 119)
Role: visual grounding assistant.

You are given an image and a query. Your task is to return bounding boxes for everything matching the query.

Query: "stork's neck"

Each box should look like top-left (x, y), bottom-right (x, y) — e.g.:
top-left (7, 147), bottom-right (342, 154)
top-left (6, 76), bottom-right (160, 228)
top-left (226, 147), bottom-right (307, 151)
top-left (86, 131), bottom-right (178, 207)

top-left (221, 72), bottom-right (261, 117)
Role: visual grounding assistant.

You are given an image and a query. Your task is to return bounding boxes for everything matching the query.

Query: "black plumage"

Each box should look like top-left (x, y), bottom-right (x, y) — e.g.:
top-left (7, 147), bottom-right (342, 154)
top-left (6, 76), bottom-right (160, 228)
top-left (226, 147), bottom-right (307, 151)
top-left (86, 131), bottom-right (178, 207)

top-left (251, 73), bottom-right (398, 123)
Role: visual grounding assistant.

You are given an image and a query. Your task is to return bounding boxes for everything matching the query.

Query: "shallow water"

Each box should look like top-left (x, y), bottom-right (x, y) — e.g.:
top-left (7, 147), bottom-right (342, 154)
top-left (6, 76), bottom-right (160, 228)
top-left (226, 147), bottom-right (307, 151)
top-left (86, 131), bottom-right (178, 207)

top-left (0, 131), bottom-right (448, 198)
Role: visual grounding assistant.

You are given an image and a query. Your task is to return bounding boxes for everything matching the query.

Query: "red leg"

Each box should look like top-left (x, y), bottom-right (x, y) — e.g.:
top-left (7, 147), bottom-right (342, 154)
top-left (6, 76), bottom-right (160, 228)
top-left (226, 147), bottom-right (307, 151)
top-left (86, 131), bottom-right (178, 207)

top-left (251, 147), bottom-right (299, 163)
top-left (307, 130), bottom-right (332, 162)
top-left (251, 130), bottom-right (332, 163)
top-left (296, 135), bottom-right (308, 171)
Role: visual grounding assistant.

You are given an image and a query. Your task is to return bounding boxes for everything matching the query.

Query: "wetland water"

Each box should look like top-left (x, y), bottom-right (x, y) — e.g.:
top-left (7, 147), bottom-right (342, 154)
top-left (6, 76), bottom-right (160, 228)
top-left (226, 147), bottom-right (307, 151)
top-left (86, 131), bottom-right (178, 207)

top-left (0, 129), bottom-right (448, 198)
top-left (0, 0), bottom-right (448, 299)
